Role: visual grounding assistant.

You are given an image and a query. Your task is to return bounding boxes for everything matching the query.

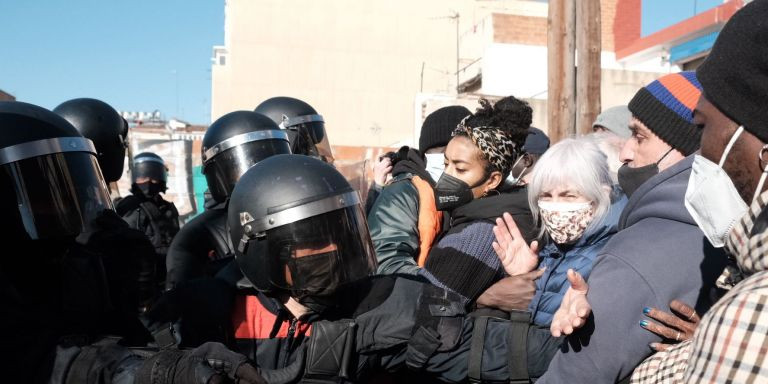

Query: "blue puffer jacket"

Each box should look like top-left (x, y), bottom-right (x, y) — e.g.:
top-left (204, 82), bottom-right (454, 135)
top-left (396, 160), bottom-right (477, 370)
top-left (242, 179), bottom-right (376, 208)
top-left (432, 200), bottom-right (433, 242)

top-left (528, 189), bottom-right (627, 326)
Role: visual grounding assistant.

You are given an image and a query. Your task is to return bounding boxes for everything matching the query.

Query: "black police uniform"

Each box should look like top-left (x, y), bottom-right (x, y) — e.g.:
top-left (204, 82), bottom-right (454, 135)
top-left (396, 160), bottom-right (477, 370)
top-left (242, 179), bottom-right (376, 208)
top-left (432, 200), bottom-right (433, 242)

top-left (116, 152), bottom-right (180, 291)
top-left (164, 111), bottom-right (291, 289)
top-left (1, 101), bottom-right (272, 384)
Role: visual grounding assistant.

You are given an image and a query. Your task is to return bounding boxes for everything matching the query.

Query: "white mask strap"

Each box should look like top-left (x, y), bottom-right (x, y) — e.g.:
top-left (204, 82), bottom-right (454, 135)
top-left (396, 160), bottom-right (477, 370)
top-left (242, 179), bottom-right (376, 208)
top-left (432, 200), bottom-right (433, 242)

top-left (753, 145), bottom-right (768, 202)
top-left (509, 156), bottom-right (527, 180)
top-left (719, 126), bottom-right (744, 167)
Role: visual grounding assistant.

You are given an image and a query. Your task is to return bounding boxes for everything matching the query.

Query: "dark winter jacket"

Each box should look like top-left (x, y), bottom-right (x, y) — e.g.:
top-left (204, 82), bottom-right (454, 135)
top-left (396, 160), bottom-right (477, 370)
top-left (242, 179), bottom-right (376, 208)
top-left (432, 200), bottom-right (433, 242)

top-left (539, 156), bottom-right (728, 383)
top-left (368, 148), bottom-right (442, 276)
top-left (419, 190), bottom-right (536, 303)
top-left (530, 190), bottom-right (627, 326)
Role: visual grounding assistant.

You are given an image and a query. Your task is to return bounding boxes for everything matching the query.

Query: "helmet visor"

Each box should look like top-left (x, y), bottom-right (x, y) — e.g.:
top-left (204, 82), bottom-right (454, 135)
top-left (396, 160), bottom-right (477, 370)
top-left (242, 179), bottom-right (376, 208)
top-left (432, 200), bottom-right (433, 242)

top-left (249, 205), bottom-right (376, 297)
top-left (287, 122), bottom-right (334, 164)
top-left (203, 139), bottom-right (292, 201)
top-left (132, 160), bottom-right (167, 184)
top-left (3, 152), bottom-right (113, 240)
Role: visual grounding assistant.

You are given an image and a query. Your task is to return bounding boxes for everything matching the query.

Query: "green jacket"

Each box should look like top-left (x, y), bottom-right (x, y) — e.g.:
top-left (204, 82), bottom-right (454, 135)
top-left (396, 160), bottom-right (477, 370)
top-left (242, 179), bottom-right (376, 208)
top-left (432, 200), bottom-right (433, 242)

top-left (368, 173), bottom-right (422, 275)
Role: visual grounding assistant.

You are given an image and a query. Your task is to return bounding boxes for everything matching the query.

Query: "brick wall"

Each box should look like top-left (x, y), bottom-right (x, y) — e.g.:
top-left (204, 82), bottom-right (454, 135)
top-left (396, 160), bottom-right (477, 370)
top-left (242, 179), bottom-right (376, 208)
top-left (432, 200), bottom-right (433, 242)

top-left (601, 0), bottom-right (617, 52)
top-left (492, 0), bottom-right (623, 52)
top-left (613, 0), bottom-right (641, 53)
top-left (493, 14), bottom-right (548, 46)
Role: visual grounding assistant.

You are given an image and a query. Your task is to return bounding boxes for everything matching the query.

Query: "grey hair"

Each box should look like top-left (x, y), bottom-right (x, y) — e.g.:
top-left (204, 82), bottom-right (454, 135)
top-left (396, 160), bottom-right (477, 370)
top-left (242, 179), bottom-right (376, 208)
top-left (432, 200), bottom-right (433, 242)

top-left (528, 137), bottom-right (614, 240)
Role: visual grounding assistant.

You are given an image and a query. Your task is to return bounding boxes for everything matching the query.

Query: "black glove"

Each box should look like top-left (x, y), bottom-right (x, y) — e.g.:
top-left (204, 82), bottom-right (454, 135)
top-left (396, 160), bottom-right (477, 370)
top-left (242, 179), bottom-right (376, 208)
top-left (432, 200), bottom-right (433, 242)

top-left (136, 342), bottom-right (265, 384)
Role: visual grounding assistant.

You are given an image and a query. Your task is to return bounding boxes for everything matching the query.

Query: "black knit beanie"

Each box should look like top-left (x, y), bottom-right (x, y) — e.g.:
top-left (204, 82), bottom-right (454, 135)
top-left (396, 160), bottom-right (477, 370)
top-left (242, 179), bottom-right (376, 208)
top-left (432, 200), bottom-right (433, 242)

top-left (419, 105), bottom-right (472, 153)
top-left (697, 0), bottom-right (768, 143)
top-left (628, 71), bottom-right (703, 156)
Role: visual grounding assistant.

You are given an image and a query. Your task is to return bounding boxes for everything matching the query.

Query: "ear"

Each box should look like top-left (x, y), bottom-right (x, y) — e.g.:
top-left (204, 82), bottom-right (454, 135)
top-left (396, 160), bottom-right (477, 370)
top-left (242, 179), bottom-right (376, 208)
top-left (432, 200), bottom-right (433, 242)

top-left (522, 153), bottom-right (534, 168)
top-left (485, 170), bottom-right (503, 191)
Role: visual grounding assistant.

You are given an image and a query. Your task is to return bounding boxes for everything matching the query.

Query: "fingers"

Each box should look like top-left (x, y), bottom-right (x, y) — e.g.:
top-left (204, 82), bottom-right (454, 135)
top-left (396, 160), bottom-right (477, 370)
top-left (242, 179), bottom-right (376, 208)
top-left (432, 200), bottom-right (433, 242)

top-left (669, 299), bottom-right (700, 323)
top-left (521, 268), bottom-right (546, 281)
top-left (644, 306), bottom-right (688, 331)
top-left (494, 218), bottom-right (513, 248)
top-left (649, 342), bottom-right (672, 352)
top-left (502, 212), bottom-right (525, 243)
top-left (530, 240), bottom-right (539, 255)
top-left (639, 319), bottom-right (683, 341)
top-left (567, 269), bottom-right (588, 293)
top-left (492, 241), bottom-right (511, 265)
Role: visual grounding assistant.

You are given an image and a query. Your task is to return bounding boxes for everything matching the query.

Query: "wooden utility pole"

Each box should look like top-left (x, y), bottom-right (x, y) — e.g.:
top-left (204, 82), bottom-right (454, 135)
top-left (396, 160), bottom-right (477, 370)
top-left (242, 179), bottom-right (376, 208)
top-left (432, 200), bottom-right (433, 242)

top-left (547, 0), bottom-right (576, 143)
top-left (576, 0), bottom-right (602, 135)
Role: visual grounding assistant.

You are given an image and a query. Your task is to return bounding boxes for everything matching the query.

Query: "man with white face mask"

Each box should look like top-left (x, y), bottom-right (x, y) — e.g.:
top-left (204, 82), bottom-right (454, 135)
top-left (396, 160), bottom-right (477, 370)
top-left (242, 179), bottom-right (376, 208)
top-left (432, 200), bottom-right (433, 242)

top-left (629, 2), bottom-right (768, 382)
top-left (368, 105), bottom-right (470, 275)
top-left (534, 72), bottom-right (728, 383)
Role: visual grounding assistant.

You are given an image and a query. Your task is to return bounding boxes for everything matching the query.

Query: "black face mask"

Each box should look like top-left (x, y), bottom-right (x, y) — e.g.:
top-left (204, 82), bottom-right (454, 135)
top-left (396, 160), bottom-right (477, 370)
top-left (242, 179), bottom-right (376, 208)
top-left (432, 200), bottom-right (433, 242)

top-left (618, 148), bottom-right (673, 197)
top-left (134, 182), bottom-right (164, 198)
top-left (290, 250), bottom-right (342, 314)
top-left (434, 173), bottom-right (482, 211)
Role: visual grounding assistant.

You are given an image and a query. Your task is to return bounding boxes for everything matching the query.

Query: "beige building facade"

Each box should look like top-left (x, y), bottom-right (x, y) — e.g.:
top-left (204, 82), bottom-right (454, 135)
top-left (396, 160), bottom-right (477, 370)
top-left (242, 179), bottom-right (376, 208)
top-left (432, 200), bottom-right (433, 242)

top-left (212, 0), bottom-right (674, 148)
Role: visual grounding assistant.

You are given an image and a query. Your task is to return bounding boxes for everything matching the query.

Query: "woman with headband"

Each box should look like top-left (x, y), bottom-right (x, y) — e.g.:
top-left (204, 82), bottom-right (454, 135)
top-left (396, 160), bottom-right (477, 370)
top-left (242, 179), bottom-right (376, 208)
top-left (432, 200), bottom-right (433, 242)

top-left (418, 97), bottom-right (534, 305)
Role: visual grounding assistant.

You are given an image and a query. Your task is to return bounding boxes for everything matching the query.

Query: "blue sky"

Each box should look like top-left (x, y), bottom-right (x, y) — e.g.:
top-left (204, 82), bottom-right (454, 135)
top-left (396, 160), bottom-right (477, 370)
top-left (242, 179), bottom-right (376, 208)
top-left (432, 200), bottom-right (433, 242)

top-left (0, 0), bottom-right (223, 124)
top-left (642, 0), bottom-right (723, 36)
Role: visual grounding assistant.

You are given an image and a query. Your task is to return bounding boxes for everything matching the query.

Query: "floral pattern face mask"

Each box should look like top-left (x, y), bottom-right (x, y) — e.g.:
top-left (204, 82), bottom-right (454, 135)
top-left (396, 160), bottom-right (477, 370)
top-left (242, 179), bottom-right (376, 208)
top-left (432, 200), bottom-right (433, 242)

top-left (538, 201), bottom-right (594, 244)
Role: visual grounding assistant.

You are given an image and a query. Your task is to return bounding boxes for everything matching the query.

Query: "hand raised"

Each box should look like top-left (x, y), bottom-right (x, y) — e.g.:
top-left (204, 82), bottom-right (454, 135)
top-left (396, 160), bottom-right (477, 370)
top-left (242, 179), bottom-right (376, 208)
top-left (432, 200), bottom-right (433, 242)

top-left (492, 212), bottom-right (540, 276)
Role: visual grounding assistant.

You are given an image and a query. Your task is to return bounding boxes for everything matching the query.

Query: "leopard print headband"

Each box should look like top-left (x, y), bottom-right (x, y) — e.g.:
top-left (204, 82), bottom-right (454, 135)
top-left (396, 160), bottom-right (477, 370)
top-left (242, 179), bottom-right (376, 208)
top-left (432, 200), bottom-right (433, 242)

top-left (453, 116), bottom-right (520, 175)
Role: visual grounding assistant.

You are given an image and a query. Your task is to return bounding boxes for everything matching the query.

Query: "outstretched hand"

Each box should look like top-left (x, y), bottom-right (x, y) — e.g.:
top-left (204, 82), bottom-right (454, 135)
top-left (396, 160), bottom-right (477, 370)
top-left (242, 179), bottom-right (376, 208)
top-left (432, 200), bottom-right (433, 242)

top-left (550, 269), bottom-right (591, 337)
top-left (492, 212), bottom-right (540, 276)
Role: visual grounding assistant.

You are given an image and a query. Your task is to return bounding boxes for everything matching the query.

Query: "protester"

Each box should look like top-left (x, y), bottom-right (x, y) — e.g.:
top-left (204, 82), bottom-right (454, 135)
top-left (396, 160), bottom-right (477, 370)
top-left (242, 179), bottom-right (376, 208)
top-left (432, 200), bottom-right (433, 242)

top-left (418, 96), bottom-right (531, 304)
top-left (589, 106), bottom-right (631, 185)
top-left (368, 105), bottom-right (471, 274)
top-left (539, 71), bottom-right (727, 383)
top-left (493, 137), bottom-right (625, 327)
top-left (630, 2), bottom-right (768, 381)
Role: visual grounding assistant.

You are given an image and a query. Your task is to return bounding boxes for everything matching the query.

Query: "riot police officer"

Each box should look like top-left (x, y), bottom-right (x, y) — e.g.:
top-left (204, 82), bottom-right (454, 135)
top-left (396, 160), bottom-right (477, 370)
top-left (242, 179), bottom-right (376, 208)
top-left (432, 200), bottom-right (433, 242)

top-left (54, 97), bottom-right (158, 311)
top-left (53, 97), bottom-right (128, 184)
top-left (254, 96), bottom-right (334, 163)
top-left (0, 101), bottom-right (271, 384)
top-left (116, 152), bottom-right (180, 289)
top-left (164, 111), bottom-right (292, 289)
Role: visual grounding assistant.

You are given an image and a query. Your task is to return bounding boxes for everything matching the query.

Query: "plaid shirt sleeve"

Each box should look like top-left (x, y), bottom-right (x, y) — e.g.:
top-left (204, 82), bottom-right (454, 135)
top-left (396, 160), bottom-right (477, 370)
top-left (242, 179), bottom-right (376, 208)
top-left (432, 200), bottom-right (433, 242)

top-left (683, 270), bottom-right (768, 383)
top-left (630, 340), bottom-right (691, 384)
top-left (631, 272), bottom-right (768, 384)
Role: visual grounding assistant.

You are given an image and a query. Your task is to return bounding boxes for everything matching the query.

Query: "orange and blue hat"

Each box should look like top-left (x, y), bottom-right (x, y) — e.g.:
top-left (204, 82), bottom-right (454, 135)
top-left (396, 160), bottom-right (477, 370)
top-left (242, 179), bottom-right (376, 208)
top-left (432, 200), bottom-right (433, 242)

top-left (628, 71), bottom-right (703, 155)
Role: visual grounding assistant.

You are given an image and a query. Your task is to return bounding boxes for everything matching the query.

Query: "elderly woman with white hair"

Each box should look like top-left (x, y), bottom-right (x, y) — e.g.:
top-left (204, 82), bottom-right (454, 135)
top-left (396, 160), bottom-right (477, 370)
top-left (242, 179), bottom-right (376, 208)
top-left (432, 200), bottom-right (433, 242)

top-left (492, 136), bottom-right (627, 327)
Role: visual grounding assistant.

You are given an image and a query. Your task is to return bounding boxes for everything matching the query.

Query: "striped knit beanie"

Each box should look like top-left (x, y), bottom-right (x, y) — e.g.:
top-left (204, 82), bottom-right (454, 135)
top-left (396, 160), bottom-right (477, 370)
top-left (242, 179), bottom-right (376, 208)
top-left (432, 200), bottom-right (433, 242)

top-left (628, 71), bottom-right (703, 155)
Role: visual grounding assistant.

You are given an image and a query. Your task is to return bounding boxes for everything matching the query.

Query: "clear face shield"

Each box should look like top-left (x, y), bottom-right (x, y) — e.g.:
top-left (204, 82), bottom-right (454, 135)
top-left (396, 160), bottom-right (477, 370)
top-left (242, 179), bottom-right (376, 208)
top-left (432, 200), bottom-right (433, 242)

top-left (202, 130), bottom-right (291, 202)
top-left (0, 137), bottom-right (113, 240)
top-left (236, 194), bottom-right (376, 299)
top-left (280, 114), bottom-right (334, 164)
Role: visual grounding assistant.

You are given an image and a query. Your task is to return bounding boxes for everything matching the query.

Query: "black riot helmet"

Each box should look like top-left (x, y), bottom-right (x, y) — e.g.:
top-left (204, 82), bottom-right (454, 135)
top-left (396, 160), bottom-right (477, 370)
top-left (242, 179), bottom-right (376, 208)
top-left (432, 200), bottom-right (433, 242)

top-left (254, 97), bottom-right (334, 163)
top-left (0, 101), bottom-right (113, 241)
top-left (131, 152), bottom-right (168, 197)
top-left (202, 111), bottom-right (292, 203)
top-left (53, 98), bottom-right (128, 183)
top-left (132, 152), bottom-right (167, 184)
top-left (229, 154), bottom-right (376, 304)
